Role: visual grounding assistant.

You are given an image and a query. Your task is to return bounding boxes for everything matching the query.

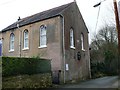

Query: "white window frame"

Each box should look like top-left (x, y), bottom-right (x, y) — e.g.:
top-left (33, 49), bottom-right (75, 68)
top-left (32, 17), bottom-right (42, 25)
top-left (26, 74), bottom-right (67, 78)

top-left (70, 28), bottom-right (75, 49)
top-left (23, 30), bottom-right (29, 50)
top-left (9, 33), bottom-right (15, 52)
top-left (81, 33), bottom-right (85, 51)
top-left (39, 25), bottom-right (47, 48)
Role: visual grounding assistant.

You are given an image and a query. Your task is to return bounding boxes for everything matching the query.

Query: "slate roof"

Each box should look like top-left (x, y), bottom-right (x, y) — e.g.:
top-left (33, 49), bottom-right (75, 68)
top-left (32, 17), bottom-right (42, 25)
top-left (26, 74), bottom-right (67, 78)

top-left (2, 2), bottom-right (74, 32)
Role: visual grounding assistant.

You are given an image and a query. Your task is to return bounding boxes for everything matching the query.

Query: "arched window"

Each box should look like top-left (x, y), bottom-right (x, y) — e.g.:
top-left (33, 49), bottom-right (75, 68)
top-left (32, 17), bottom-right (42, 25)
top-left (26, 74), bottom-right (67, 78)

top-left (70, 28), bottom-right (75, 48)
top-left (40, 25), bottom-right (47, 48)
top-left (10, 33), bottom-right (15, 51)
top-left (23, 30), bottom-right (29, 49)
top-left (81, 33), bottom-right (85, 51)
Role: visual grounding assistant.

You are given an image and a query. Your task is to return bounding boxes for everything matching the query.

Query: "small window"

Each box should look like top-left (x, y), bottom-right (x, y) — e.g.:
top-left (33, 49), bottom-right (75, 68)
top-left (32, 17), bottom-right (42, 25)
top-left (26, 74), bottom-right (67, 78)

top-left (70, 28), bottom-right (75, 49)
top-left (23, 30), bottom-right (29, 49)
top-left (39, 25), bottom-right (47, 48)
top-left (81, 33), bottom-right (85, 51)
top-left (10, 33), bottom-right (15, 51)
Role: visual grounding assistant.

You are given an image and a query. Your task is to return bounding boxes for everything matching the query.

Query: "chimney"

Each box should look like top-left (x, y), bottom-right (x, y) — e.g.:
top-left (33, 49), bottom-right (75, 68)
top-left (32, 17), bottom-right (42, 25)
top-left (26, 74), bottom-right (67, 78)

top-left (18, 16), bottom-right (21, 21)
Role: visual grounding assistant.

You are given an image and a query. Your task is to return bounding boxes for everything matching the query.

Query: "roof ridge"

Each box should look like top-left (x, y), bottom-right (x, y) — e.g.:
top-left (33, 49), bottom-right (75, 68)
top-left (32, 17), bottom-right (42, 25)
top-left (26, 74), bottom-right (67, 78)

top-left (59, 2), bottom-right (75, 14)
top-left (21, 2), bottom-right (74, 21)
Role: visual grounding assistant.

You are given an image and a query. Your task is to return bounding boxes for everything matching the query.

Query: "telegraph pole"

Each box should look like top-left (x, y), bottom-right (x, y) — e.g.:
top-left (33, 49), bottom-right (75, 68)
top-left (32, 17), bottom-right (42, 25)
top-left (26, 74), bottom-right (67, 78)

top-left (113, 0), bottom-right (120, 75)
top-left (113, 0), bottom-right (120, 54)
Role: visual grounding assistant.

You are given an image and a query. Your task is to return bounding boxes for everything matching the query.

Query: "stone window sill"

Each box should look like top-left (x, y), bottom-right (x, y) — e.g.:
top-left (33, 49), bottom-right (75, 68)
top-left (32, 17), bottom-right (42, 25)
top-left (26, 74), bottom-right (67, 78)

top-left (70, 46), bottom-right (76, 49)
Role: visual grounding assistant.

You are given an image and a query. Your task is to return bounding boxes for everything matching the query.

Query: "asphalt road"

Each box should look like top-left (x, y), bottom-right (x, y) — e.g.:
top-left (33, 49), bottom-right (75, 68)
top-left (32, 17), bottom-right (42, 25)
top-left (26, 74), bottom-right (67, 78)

top-left (60, 76), bottom-right (119, 89)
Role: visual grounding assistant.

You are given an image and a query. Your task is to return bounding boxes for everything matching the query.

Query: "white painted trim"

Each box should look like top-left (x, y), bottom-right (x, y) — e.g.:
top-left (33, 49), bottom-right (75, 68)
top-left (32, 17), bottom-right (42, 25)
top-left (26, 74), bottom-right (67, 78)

top-left (40, 25), bottom-right (47, 48)
top-left (23, 30), bottom-right (29, 50)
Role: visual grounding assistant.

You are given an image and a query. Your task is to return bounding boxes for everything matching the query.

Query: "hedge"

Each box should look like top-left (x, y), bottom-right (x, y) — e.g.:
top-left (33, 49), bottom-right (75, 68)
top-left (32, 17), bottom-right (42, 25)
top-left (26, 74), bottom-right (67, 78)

top-left (2, 57), bottom-right (51, 77)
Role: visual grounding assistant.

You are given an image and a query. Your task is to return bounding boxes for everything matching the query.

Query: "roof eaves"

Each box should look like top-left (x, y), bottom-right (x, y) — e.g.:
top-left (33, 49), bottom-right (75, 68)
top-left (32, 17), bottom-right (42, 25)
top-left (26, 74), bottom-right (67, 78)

top-left (2, 15), bottom-right (61, 33)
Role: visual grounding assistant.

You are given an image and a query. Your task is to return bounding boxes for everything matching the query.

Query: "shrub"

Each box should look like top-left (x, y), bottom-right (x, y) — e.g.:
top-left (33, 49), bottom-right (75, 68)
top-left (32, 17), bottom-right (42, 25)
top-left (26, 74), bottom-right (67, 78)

top-left (91, 58), bottom-right (118, 78)
top-left (2, 73), bottom-right (52, 88)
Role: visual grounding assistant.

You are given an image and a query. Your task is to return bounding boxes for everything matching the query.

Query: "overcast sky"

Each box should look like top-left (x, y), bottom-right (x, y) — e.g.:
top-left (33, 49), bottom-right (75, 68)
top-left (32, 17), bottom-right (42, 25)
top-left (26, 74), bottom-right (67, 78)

top-left (0, 0), bottom-right (119, 43)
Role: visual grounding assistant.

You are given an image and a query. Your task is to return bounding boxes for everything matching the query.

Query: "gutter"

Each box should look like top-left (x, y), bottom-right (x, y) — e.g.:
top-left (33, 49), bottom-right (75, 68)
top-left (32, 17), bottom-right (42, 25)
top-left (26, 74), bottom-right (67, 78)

top-left (60, 14), bottom-right (66, 83)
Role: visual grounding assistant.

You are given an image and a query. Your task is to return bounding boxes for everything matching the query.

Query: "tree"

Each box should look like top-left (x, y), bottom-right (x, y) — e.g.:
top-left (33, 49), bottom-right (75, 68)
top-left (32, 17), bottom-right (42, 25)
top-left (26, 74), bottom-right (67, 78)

top-left (90, 25), bottom-right (118, 77)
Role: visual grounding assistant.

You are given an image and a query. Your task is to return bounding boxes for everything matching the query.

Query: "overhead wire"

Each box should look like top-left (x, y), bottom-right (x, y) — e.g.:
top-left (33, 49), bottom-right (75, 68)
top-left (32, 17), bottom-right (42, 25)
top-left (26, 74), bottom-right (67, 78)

top-left (94, 2), bottom-right (101, 35)
top-left (94, 0), bottom-right (108, 35)
top-left (0, 0), bottom-right (17, 6)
